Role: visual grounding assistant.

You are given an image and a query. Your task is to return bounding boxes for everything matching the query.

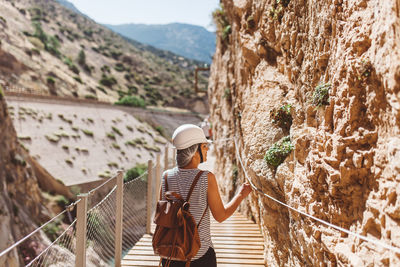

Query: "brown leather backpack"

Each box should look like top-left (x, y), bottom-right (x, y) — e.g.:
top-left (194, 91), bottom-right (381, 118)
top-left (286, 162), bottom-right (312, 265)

top-left (152, 170), bottom-right (207, 267)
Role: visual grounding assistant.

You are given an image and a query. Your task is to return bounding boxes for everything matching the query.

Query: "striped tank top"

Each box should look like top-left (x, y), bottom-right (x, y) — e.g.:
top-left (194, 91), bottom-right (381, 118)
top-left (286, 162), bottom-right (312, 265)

top-left (161, 167), bottom-right (213, 260)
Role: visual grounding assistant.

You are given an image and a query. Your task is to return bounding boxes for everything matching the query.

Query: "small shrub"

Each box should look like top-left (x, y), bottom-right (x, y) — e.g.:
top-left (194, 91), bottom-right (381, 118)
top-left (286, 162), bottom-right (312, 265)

top-left (223, 88), bottom-right (232, 101)
top-left (124, 163), bottom-right (147, 182)
top-left (125, 140), bottom-right (137, 147)
top-left (212, 4), bottom-right (231, 42)
top-left (232, 164), bottom-right (238, 184)
top-left (81, 129), bottom-right (93, 137)
top-left (47, 76), bottom-right (55, 85)
top-left (55, 195), bottom-right (69, 207)
top-left (268, 0), bottom-right (290, 22)
top-left (65, 159), bottom-right (73, 166)
top-left (18, 136), bottom-right (32, 141)
top-left (112, 142), bottom-right (121, 149)
top-left (114, 63), bottom-right (125, 72)
top-left (126, 125), bottom-right (133, 131)
top-left (155, 126), bottom-right (165, 136)
top-left (71, 126), bottom-right (79, 132)
top-left (87, 118), bottom-right (94, 123)
top-left (357, 59), bottom-right (372, 82)
top-left (99, 74), bottom-right (117, 87)
top-left (107, 162), bottom-right (118, 168)
top-left (112, 126), bottom-right (123, 136)
top-left (43, 218), bottom-right (63, 242)
top-left (98, 172), bottom-right (111, 179)
top-left (84, 94), bottom-right (97, 100)
top-left (270, 104), bottom-right (292, 130)
top-left (264, 136), bottom-right (293, 167)
top-left (107, 132), bottom-right (116, 140)
top-left (62, 145), bottom-right (69, 150)
top-left (114, 96), bottom-right (146, 108)
top-left (45, 134), bottom-right (60, 143)
top-left (143, 144), bottom-right (161, 152)
top-left (73, 76), bottom-right (83, 84)
top-left (311, 83), bottom-right (331, 107)
top-left (155, 136), bottom-right (167, 144)
top-left (58, 114), bottom-right (72, 124)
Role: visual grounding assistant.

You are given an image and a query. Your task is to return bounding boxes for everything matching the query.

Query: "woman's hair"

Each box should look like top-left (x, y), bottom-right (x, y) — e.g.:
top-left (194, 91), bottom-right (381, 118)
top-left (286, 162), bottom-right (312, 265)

top-left (176, 143), bottom-right (199, 168)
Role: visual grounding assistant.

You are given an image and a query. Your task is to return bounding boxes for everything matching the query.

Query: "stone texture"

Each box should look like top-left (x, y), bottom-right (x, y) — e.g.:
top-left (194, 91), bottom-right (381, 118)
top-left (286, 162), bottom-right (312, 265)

top-left (209, 0), bottom-right (400, 265)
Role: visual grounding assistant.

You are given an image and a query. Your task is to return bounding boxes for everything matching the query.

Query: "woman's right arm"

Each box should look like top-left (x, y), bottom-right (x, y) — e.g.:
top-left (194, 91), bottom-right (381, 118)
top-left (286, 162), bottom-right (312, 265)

top-left (207, 172), bottom-right (252, 223)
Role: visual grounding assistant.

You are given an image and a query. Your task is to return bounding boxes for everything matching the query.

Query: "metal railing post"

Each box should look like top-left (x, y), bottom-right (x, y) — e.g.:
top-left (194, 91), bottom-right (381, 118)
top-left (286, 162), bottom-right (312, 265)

top-left (146, 160), bottom-right (153, 234)
top-left (75, 194), bottom-right (88, 267)
top-left (114, 171), bottom-right (124, 267)
top-left (164, 145), bottom-right (169, 171)
top-left (156, 154), bottom-right (161, 201)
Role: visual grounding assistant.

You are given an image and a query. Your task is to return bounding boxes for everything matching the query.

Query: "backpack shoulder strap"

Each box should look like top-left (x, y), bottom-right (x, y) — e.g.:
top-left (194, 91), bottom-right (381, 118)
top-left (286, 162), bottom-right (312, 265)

top-left (186, 170), bottom-right (204, 201)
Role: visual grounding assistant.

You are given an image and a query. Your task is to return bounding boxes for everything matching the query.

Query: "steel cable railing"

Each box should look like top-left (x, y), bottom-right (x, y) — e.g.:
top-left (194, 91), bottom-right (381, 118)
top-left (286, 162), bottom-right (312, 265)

top-left (0, 143), bottom-right (186, 266)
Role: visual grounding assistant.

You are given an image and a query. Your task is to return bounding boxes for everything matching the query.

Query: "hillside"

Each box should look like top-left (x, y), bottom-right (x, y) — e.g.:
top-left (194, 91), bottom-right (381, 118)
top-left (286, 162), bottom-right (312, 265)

top-left (105, 23), bottom-right (216, 64)
top-left (209, 0), bottom-right (400, 266)
top-left (0, 0), bottom-right (209, 112)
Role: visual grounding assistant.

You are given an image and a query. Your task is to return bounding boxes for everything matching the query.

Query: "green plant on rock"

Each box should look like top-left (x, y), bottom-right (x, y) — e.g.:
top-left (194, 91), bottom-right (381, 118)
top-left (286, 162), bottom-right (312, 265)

top-left (264, 136), bottom-right (293, 167)
top-left (246, 15), bottom-right (255, 29)
top-left (268, 0), bottom-right (290, 22)
top-left (357, 59), bottom-right (372, 82)
top-left (43, 216), bottom-right (63, 242)
top-left (73, 76), bottom-right (83, 84)
top-left (270, 104), bottom-right (292, 130)
top-left (311, 83), bottom-right (331, 107)
top-left (124, 163), bottom-right (147, 182)
top-left (212, 4), bottom-right (231, 42)
top-left (223, 88), bottom-right (232, 102)
top-left (47, 76), bottom-right (55, 85)
top-left (232, 164), bottom-right (239, 185)
top-left (55, 195), bottom-right (69, 207)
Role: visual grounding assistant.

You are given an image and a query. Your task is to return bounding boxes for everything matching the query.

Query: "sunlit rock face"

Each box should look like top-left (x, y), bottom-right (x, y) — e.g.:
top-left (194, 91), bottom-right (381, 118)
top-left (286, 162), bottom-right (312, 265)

top-left (209, 0), bottom-right (400, 265)
top-left (0, 88), bottom-right (51, 266)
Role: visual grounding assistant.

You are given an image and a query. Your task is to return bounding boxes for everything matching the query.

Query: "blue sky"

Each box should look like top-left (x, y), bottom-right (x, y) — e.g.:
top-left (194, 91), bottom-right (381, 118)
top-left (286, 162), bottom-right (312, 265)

top-left (68, 0), bottom-right (220, 31)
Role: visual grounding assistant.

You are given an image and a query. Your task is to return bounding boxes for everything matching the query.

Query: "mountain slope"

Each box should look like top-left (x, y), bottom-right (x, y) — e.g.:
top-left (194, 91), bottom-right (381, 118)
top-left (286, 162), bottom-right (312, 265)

top-left (106, 23), bottom-right (216, 64)
top-left (0, 0), bottom-right (209, 112)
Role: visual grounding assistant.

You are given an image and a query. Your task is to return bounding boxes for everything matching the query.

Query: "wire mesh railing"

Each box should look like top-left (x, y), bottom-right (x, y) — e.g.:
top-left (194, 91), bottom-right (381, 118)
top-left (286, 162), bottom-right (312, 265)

top-left (0, 143), bottom-right (174, 267)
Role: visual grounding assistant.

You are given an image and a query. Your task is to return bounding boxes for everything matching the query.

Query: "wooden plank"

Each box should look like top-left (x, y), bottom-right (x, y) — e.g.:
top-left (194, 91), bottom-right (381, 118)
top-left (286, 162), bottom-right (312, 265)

top-left (122, 213), bottom-right (265, 267)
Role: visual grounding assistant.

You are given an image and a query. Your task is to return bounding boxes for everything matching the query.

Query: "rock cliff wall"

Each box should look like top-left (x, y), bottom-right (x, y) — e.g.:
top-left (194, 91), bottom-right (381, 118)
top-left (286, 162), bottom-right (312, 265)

top-left (209, 0), bottom-right (400, 266)
top-left (0, 88), bottom-right (51, 265)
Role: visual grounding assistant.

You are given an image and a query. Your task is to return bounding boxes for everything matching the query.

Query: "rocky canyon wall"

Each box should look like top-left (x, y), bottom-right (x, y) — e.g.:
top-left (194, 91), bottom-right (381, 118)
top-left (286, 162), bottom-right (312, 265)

top-left (209, 0), bottom-right (400, 266)
top-left (0, 87), bottom-right (52, 265)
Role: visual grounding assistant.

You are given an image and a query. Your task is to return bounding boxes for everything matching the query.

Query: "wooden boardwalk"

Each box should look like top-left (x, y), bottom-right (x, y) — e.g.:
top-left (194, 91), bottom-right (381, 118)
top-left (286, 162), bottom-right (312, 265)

top-left (121, 213), bottom-right (265, 266)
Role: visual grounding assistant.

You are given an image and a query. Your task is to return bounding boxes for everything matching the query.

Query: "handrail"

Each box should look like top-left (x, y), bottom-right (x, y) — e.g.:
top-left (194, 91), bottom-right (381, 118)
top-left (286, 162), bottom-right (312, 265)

top-left (0, 199), bottom-right (80, 259)
top-left (233, 137), bottom-right (400, 254)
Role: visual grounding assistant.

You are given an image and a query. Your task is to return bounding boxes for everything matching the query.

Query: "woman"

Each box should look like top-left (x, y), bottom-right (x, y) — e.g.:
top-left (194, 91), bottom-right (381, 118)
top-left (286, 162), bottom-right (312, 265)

top-left (160, 124), bottom-right (252, 267)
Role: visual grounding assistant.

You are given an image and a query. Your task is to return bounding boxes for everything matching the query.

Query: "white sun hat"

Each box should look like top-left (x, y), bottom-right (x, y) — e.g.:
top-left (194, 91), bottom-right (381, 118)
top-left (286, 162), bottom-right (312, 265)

top-left (172, 124), bottom-right (212, 150)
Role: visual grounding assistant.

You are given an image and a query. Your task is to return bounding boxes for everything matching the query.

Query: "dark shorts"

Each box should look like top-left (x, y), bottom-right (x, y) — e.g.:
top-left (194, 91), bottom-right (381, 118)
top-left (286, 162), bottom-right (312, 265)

top-left (161, 247), bottom-right (217, 267)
